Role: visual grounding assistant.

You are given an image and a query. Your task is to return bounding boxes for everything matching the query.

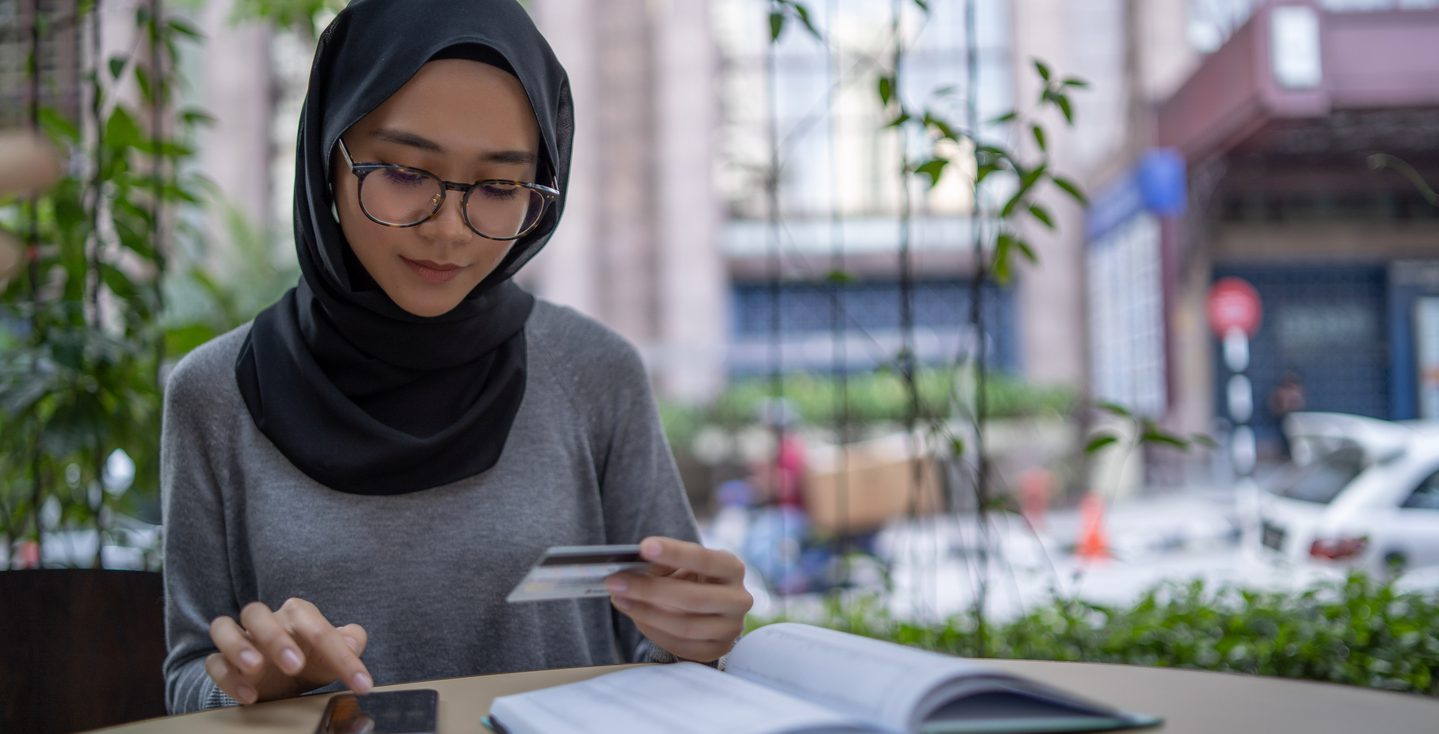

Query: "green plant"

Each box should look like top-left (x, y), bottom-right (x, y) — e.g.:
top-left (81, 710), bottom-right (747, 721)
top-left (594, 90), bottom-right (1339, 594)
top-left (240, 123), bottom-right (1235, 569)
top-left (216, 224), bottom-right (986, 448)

top-left (0, 6), bottom-right (210, 568)
top-left (751, 573), bottom-right (1439, 696)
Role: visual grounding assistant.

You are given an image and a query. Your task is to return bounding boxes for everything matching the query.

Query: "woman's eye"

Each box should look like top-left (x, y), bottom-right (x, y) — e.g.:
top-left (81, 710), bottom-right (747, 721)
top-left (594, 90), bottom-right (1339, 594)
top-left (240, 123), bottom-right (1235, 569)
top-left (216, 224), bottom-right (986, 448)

top-left (382, 168), bottom-right (429, 187)
top-left (479, 183), bottom-right (520, 200)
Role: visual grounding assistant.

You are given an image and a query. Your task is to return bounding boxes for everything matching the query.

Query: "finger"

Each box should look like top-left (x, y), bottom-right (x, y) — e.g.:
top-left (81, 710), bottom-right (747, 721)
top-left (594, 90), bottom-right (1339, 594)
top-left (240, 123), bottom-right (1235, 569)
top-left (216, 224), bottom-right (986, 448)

top-left (241, 601), bottom-right (307, 676)
top-left (205, 652), bottom-right (258, 705)
top-left (337, 623), bottom-right (369, 656)
top-left (282, 599), bottom-right (374, 694)
top-left (608, 572), bottom-right (751, 615)
top-left (639, 537), bottom-right (745, 583)
top-left (621, 617), bottom-right (733, 663)
top-left (612, 597), bottom-right (741, 645)
top-left (209, 616), bottom-right (266, 683)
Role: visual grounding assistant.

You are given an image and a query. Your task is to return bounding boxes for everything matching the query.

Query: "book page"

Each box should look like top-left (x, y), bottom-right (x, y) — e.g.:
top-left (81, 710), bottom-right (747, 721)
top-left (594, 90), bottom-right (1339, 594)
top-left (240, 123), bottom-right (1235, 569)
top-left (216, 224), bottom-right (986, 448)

top-left (725, 623), bottom-right (1001, 732)
top-left (487, 662), bottom-right (874, 734)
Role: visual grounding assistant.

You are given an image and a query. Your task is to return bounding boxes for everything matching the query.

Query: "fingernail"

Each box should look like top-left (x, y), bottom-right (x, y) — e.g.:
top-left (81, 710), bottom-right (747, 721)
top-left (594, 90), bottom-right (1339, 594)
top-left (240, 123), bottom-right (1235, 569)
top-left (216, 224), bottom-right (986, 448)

top-left (352, 672), bottom-right (373, 692)
top-left (607, 577), bottom-right (628, 593)
top-left (239, 650), bottom-right (261, 669)
top-left (281, 648), bottom-right (302, 673)
top-left (641, 539), bottom-right (663, 559)
top-left (236, 685), bottom-right (256, 704)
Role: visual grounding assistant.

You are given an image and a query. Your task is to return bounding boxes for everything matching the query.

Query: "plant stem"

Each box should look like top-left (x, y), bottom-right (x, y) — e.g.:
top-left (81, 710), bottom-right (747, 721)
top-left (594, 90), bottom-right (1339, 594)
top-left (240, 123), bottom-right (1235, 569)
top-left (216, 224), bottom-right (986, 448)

top-left (964, 0), bottom-right (990, 658)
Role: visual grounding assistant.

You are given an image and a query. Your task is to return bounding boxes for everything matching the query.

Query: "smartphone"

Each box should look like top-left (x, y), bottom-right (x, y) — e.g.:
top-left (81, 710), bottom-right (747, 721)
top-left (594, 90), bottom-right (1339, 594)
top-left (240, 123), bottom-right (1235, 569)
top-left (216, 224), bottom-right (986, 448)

top-left (314, 689), bottom-right (438, 734)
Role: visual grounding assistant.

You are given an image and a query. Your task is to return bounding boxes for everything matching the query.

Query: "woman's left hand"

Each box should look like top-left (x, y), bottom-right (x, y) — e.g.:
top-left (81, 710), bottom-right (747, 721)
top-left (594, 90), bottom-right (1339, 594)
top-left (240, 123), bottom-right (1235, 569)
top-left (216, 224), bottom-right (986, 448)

top-left (607, 536), bottom-right (753, 663)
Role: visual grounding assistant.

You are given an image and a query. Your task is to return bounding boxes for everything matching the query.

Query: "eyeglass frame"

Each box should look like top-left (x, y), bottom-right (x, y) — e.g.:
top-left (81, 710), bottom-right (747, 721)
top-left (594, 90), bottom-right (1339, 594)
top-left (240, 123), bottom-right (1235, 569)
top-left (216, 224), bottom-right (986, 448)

top-left (335, 137), bottom-right (561, 242)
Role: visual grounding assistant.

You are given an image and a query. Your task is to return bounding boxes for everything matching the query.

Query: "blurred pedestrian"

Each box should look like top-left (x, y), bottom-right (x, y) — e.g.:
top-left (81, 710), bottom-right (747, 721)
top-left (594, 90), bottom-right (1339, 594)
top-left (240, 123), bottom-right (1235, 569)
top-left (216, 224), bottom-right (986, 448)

top-left (1268, 370), bottom-right (1307, 460)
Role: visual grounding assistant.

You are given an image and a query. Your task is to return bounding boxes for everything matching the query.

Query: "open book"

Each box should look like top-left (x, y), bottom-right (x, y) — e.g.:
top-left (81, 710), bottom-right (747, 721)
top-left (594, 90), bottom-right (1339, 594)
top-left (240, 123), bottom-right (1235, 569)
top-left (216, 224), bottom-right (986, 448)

top-left (486, 622), bottom-right (1160, 734)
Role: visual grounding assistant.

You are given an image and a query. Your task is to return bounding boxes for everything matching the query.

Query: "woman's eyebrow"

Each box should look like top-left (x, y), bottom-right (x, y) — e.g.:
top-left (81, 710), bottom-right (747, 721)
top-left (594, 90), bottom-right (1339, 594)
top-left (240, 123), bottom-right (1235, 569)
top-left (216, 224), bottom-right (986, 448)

top-left (370, 127), bottom-right (537, 165)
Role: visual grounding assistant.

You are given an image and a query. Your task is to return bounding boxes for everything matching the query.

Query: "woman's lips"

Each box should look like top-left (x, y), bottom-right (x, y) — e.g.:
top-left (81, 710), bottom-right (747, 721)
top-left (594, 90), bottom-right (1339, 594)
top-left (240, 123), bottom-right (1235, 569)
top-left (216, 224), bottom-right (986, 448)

top-left (402, 257), bottom-right (464, 284)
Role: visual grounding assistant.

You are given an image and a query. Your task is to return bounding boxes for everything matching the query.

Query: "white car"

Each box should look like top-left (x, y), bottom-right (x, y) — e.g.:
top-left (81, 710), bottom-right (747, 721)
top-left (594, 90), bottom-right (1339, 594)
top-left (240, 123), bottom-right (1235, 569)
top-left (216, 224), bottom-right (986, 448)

top-left (1258, 412), bottom-right (1439, 576)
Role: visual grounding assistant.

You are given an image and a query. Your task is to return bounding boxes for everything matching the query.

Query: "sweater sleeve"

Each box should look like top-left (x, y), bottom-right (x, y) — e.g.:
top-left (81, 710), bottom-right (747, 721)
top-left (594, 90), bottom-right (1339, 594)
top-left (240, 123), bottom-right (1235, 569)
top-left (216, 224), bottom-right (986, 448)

top-left (584, 336), bottom-right (704, 663)
top-left (160, 351), bottom-right (242, 713)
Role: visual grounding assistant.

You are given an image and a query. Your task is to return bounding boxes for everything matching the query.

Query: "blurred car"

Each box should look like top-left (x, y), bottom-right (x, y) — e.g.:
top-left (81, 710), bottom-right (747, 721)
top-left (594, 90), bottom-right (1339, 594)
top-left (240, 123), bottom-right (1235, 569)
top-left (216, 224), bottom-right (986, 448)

top-left (1257, 412), bottom-right (1439, 576)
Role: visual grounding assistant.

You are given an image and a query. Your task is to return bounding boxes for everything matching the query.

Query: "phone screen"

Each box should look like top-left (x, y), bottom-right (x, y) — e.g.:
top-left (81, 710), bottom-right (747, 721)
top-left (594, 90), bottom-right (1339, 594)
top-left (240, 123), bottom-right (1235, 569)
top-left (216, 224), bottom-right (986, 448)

top-left (315, 689), bottom-right (438, 734)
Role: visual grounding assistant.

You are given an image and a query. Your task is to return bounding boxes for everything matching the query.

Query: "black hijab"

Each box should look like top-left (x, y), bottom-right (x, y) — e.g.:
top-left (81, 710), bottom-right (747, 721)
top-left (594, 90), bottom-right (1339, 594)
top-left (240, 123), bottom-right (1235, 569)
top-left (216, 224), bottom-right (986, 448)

top-left (234, 0), bottom-right (573, 495)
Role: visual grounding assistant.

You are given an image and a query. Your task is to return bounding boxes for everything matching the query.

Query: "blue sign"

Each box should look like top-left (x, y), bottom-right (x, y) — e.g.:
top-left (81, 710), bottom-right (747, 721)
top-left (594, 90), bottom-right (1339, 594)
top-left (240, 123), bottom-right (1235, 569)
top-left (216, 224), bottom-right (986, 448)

top-left (1087, 148), bottom-right (1187, 241)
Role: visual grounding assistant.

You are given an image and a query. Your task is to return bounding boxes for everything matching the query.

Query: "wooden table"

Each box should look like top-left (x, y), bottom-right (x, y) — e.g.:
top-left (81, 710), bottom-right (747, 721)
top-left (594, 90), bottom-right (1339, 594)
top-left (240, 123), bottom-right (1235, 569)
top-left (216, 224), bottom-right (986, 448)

top-left (87, 659), bottom-right (1439, 733)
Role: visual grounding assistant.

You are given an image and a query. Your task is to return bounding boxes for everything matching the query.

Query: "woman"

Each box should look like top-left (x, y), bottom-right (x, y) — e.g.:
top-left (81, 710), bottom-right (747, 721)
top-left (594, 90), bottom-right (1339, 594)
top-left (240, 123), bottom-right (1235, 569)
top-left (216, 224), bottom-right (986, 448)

top-left (161, 0), bottom-right (750, 713)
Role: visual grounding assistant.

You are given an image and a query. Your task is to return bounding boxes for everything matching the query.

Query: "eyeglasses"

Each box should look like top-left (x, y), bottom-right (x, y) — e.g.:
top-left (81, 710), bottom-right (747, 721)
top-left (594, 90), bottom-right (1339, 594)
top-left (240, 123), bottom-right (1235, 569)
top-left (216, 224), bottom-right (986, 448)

top-left (336, 138), bottom-right (560, 241)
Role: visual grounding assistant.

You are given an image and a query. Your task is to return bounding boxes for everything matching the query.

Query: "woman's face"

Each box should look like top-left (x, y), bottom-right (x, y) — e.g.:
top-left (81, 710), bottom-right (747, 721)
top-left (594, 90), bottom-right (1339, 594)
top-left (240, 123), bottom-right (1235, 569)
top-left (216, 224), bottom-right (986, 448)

top-left (333, 59), bottom-right (542, 318)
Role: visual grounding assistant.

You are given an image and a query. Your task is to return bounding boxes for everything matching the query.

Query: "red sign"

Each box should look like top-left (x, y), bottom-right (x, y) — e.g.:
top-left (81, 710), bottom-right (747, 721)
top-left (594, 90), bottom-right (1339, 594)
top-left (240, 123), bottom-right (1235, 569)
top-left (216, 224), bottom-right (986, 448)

top-left (1207, 277), bottom-right (1263, 337)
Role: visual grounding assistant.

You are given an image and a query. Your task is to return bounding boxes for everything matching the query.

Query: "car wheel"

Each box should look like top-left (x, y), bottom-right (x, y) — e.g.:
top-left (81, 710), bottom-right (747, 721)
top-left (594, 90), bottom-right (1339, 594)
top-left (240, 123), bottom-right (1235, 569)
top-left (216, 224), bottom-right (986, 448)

top-left (1382, 550), bottom-right (1408, 575)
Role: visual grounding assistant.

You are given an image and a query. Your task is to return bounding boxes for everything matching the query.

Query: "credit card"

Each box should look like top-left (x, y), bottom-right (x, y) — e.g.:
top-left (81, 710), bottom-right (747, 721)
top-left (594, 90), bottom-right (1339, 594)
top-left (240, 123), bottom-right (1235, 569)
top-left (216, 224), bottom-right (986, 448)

top-left (505, 544), bottom-right (653, 603)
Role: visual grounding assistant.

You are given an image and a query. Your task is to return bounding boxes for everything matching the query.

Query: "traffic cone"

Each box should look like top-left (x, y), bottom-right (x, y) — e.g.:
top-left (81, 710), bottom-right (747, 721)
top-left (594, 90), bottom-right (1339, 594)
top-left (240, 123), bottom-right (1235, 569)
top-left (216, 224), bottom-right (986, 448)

top-left (1076, 493), bottom-right (1111, 562)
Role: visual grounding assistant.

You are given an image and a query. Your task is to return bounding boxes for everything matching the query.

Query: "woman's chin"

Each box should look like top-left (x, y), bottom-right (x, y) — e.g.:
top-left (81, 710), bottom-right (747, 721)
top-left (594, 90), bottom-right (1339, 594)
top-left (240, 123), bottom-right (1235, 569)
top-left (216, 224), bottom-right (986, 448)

top-left (391, 291), bottom-right (466, 319)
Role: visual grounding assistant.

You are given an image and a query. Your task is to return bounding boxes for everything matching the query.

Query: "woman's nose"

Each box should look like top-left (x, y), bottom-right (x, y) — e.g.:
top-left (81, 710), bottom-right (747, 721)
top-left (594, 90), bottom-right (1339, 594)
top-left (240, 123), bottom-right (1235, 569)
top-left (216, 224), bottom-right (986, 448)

top-left (423, 189), bottom-right (473, 244)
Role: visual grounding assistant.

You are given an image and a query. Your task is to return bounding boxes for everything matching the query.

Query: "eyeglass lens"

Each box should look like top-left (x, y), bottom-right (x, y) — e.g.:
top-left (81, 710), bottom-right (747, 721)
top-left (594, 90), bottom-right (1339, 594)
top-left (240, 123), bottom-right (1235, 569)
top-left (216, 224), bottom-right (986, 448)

top-left (359, 167), bottom-right (545, 239)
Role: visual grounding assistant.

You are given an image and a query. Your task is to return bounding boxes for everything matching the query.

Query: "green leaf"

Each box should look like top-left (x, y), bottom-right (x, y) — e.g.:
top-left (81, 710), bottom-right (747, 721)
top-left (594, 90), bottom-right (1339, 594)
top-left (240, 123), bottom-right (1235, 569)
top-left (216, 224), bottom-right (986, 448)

top-left (1097, 401), bottom-right (1132, 419)
top-left (825, 269), bottom-right (855, 285)
top-left (107, 55), bottom-right (127, 80)
top-left (1085, 434), bottom-right (1120, 454)
top-left (1192, 433), bottom-right (1220, 450)
top-left (914, 158), bottom-right (948, 188)
top-left (951, 436), bottom-right (965, 456)
top-left (1140, 426), bottom-right (1189, 450)
top-left (1031, 123), bottom-right (1047, 152)
top-left (38, 107), bottom-right (80, 143)
top-left (992, 236), bottom-right (1013, 285)
top-left (989, 110), bottom-right (1019, 125)
top-left (181, 107), bottom-right (217, 127)
top-left (933, 84), bottom-right (958, 97)
top-left (885, 112), bottom-right (912, 129)
top-left (104, 107), bottom-right (144, 150)
top-left (878, 75), bottom-right (895, 107)
top-left (1021, 162), bottom-right (1048, 191)
top-left (996, 233), bottom-right (1037, 268)
top-left (135, 65), bottom-right (154, 105)
top-left (1062, 76), bottom-right (1091, 89)
top-left (991, 248), bottom-right (1012, 285)
top-left (164, 322), bottom-right (220, 357)
top-left (791, 3), bottom-right (822, 40)
top-left (100, 263), bottom-right (142, 303)
top-left (914, 0), bottom-right (931, 12)
top-left (1033, 59), bottom-right (1052, 82)
top-left (1029, 203), bottom-right (1055, 230)
top-left (924, 111), bottom-right (959, 141)
top-left (1000, 191), bottom-right (1024, 219)
top-left (769, 10), bottom-right (785, 41)
top-left (166, 18), bottom-right (204, 41)
top-left (1014, 238), bottom-right (1037, 264)
top-left (1052, 175), bottom-right (1088, 205)
top-left (1057, 94), bottom-right (1075, 124)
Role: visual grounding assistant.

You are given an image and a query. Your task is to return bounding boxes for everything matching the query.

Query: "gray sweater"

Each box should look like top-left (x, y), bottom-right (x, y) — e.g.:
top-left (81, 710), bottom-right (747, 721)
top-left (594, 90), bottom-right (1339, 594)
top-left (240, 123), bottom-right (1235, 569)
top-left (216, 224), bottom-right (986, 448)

top-left (161, 300), bottom-right (700, 714)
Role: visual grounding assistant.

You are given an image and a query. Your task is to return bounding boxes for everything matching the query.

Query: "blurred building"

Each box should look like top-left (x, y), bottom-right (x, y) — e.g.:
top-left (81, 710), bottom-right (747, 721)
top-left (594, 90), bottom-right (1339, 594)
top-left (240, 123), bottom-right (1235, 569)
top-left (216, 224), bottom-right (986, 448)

top-left (1151, 0), bottom-right (1439, 453)
top-left (1022, 0), bottom-right (1439, 462)
top-left (533, 0), bottom-right (1042, 402)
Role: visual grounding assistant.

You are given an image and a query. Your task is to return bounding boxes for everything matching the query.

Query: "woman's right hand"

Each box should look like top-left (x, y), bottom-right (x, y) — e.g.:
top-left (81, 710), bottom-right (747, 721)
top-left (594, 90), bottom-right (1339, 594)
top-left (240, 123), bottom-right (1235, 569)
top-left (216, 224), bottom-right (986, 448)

top-left (206, 597), bottom-right (374, 705)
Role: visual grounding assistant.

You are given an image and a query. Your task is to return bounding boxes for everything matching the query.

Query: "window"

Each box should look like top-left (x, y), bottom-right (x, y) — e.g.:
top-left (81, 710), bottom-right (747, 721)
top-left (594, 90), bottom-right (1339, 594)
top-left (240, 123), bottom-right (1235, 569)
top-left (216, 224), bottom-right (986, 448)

top-left (713, 0), bottom-right (1012, 220)
top-left (1401, 470), bottom-right (1439, 510)
top-left (0, 0), bottom-right (82, 130)
top-left (1270, 445), bottom-right (1366, 504)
